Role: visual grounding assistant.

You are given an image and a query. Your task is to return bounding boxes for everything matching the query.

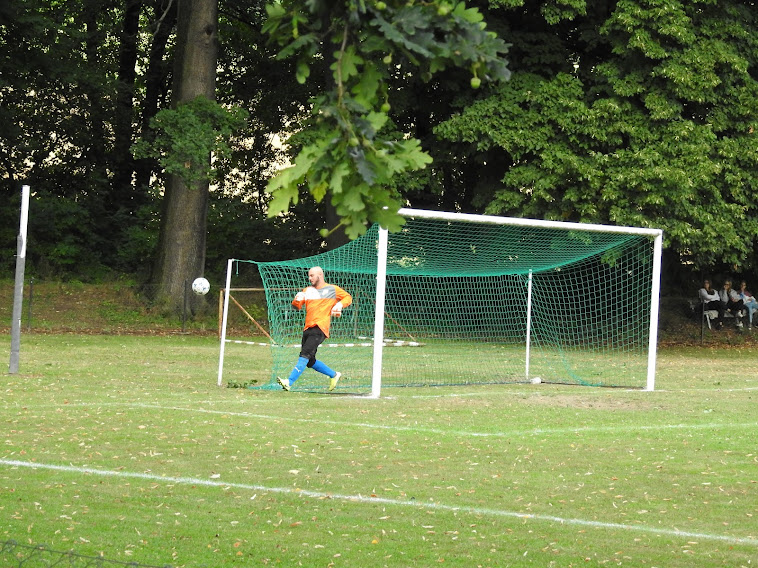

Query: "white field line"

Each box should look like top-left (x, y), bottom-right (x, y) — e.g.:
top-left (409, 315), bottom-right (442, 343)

top-left (15, 402), bottom-right (758, 439)
top-left (1, 458), bottom-right (756, 548)
top-left (134, 403), bottom-right (758, 437)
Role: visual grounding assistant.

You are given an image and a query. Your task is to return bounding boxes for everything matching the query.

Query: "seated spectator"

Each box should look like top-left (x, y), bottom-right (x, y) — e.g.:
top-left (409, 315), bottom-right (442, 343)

top-left (720, 279), bottom-right (745, 328)
top-left (738, 280), bottom-right (758, 330)
top-left (698, 279), bottom-right (725, 329)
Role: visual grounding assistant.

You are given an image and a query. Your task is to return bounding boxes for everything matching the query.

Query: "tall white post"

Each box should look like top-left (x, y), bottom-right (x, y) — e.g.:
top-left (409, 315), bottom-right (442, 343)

top-left (9, 185), bottom-right (30, 374)
top-left (217, 258), bottom-right (235, 386)
top-left (646, 233), bottom-right (663, 391)
top-left (371, 227), bottom-right (389, 398)
top-left (525, 270), bottom-right (533, 380)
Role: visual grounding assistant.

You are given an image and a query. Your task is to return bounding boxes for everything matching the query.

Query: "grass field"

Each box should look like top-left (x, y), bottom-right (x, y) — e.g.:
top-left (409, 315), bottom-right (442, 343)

top-left (2, 333), bottom-right (757, 567)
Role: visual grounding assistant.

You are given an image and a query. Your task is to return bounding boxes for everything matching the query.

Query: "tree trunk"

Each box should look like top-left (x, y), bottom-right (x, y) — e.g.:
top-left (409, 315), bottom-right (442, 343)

top-left (112, 0), bottom-right (142, 201)
top-left (134, 0), bottom-right (177, 193)
top-left (106, 0), bottom-right (143, 270)
top-left (151, 0), bottom-right (218, 311)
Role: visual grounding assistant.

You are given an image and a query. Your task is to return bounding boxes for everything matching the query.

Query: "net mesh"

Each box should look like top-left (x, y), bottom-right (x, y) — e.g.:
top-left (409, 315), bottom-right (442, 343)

top-left (236, 214), bottom-right (656, 392)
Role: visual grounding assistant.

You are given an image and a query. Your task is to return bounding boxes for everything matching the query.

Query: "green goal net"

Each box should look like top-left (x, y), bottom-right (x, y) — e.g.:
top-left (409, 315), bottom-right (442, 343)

top-left (218, 209), bottom-right (662, 394)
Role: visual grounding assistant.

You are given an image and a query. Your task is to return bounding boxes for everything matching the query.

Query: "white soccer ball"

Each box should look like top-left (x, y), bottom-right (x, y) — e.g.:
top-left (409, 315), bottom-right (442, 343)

top-left (192, 277), bottom-right (210, 296)
top-left (530, 377), bottom-right (542, 384)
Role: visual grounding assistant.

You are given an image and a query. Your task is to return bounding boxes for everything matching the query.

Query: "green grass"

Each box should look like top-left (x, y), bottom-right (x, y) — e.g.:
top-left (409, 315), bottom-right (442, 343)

top-left (2, 334), bottom-right (757, 567)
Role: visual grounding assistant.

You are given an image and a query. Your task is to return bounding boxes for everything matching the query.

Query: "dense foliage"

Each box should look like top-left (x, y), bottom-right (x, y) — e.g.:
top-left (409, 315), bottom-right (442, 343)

top-left (435, 0), bottom-right (758, 271)
top-left (2, 0), bottom-right (757, 291)
top-left (1, 0), bottom-right (322, 283)
top-left (263, 0), bottom-right (511, 238)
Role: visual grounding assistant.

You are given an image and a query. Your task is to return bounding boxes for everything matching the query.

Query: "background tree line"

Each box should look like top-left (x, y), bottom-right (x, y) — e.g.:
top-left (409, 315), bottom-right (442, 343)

top-left (2, 0), bottom-right (757, 306)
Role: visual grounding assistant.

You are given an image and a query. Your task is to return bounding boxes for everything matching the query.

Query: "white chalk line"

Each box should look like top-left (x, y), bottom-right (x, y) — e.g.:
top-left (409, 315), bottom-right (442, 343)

top-left (132, 403), bottom-right (758, 438)
top-left (1, 458), bottom-right (755, 547)
top-left (12, 401), bottom-right (758, 439)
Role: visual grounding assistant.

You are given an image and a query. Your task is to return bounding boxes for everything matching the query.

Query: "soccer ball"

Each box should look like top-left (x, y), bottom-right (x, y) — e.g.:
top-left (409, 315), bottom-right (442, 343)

top-left (192, 277), bottom-right (210, 296)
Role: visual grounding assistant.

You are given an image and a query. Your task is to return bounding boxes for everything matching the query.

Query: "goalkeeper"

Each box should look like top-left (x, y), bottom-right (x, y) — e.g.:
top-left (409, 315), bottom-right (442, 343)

top-left (278, 266), bottom-right (352, 392)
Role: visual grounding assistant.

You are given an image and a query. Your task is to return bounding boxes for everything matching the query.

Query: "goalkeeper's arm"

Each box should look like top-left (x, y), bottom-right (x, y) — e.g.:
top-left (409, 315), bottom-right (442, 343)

top-left (292, 290), bottom-right (306, 310)
top-left (331, 301), bottom-right (343, 317)
top-left (334, 286), bottom-right (352, 310)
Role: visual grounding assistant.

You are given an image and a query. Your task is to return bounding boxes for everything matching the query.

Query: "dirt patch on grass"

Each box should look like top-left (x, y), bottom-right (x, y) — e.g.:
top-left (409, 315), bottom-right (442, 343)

top-left (524, 390), bottom-right (657, 411)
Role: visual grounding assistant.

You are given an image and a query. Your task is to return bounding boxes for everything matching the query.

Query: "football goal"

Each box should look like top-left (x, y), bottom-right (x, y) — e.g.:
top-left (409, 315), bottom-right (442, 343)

top-left (217, 208), bottom-right (662, 396)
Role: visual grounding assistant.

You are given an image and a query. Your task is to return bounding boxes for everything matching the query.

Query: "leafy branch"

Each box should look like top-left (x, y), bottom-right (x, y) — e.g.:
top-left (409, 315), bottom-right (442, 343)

top-left (132, 96), bottom-right (249, 187)
top-left (263, 0), bottom-right (511, 238)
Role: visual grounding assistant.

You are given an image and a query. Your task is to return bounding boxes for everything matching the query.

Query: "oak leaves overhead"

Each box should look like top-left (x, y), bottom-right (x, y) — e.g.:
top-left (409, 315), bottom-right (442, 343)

top-left (263, 0), bottom-right (511, 238)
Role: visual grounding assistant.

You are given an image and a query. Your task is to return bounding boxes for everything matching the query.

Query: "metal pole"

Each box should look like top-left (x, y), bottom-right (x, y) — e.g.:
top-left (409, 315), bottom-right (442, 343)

top-left (397, 207), bottom-right (662, 237)
top-left (525, 270), bottom-right (533, 380)
top-left (645, 232), bottom-right (663, 391)
top-left (371, 227), bottom-right (389, 398)
top-left (217, 258), bottom-right (235, 387)
top-left (9, 185), bottom-right (30, 374)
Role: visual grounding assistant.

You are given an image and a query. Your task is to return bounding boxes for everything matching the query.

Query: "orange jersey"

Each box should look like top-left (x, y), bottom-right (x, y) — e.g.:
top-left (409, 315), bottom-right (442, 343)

top-left (292, 283), bottom-right (352, 338)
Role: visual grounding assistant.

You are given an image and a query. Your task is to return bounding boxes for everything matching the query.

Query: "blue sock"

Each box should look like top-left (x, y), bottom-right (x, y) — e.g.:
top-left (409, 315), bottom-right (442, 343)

top-left (310, 360), bottom-right (335, 377)
top-left (288, 357), bottom-right (309, 384)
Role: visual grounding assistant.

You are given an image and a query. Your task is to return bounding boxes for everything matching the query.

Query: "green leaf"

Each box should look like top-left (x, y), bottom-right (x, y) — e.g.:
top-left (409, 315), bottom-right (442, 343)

top-left (451, 2), bottom-right (484, 24)
top-left (311, 181), bottom-right (328, 202)
top-left (329, 161), bottom-right (351, 195)
top-left (296, 61), bottom-right (311, 84)
top-left (266, 180), bottom-right (299, 217)
top-left (332, 45), bottom-right (364, 83)
top-left (277, 33), bottom-right (319, 60)
top-left (352, 148), bottom-right (378, 184)
top-left (395, 139), bottom-right (433, 170)
top-left (340, 184), bottom-right (368, 212)
top-left (351, 63), bottom-right (384, 108)
top-left (364, 110), bottom-right (389, 133)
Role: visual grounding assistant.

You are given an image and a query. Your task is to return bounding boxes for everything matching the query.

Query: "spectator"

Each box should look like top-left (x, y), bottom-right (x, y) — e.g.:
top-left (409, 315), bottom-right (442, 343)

top-left (738, 280), bottom-right (758, 330)
top-left (699, 279), bottom-right (725, 329)
top-left (719, 279), bottom-right (745, 328)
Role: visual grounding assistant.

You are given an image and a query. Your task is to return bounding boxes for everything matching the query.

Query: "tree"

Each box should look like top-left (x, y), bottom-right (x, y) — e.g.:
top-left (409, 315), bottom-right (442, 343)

top-left (1, 0), bottom-right (318, 282)
top-left (435, 0), bottom-right (758, 272)
top-left (0, 0), bottom-right (128, 276)
top-left (5, 0), bottom-right (757, 288)
top-left (149, 0), bottom-right (219, 309)
top-left (262, 0), bottom-right (512, 239)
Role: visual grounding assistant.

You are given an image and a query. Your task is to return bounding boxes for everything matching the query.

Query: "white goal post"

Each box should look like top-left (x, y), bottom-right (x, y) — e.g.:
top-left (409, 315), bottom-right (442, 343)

top-left (218, 208), bottom-right (663, 397)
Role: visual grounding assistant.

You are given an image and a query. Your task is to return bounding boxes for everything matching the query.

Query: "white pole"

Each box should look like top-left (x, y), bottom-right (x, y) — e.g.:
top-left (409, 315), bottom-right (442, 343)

top-left (19, 185), bottom-right (30, 257)
top-left (397, 207), bottom-right (662, 237)
top-left (9, 185), bottom-right (30, 374)
top-left (646, 233), bottom-right (663, 391)
top-left (217, 258), bottom-right (235, 386)
top-left (371, 227), bottom-right (389, 398)
top-left (525, 270), bottom-right (533, 380)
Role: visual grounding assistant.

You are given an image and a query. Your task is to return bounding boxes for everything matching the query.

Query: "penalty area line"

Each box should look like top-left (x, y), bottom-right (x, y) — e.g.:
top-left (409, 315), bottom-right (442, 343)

top-left (1, 458), bottom-right (756, 548)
